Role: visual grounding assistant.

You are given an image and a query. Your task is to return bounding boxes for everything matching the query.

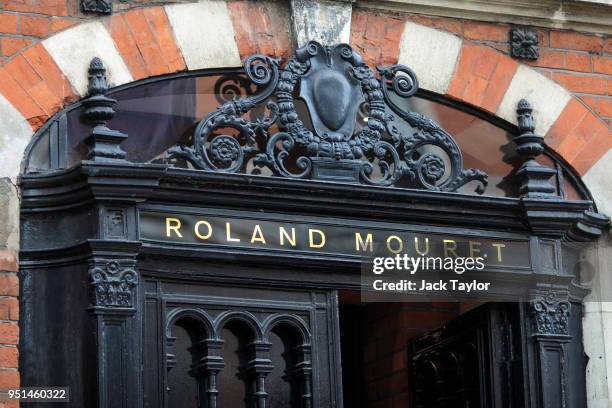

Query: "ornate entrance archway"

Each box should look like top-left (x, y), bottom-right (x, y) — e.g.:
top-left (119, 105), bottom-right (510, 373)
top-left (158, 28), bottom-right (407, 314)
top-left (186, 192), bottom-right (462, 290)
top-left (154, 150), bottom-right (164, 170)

top-left (16, 36), bottom-right (609, 407)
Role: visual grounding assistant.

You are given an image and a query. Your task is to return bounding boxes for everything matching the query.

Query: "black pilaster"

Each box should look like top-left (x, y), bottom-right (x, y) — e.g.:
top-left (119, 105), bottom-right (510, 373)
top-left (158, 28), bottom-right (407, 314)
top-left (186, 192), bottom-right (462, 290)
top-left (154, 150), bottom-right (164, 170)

top-left (88, 241), bottom-right (142, 408)
top-left (525, 291), bottom-right (575, 408)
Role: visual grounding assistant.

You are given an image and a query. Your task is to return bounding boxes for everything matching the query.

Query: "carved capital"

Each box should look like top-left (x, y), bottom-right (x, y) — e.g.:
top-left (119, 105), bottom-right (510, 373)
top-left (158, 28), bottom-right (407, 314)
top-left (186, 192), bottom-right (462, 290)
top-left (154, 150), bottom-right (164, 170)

top-left (89, 260), bottom-right (138, 310)
top-left (530, 294), bottom-right (571, 337)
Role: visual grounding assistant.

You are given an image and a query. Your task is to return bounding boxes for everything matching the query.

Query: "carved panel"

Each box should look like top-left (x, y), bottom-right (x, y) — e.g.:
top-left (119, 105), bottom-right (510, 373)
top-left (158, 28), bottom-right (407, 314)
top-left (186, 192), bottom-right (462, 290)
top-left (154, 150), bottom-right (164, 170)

top-left (531, 294), bottom-right (571, 336)
top-left (155, 287), bottom-right (334, 408)
top-left (510, 28), bottom-right (539, 60)
top-left (105, 208), bottom-right (126, 239)
top-left (539, 240), bottom-right (558, 272)
top-left (89, 260), bottom-right (138, 309)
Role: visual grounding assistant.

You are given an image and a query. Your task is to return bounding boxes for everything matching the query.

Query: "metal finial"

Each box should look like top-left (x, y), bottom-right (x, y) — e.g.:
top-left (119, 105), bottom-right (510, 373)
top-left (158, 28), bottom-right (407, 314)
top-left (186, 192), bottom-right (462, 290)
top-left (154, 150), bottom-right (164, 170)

top-left (517, 99), bottom-right (535, 134)
top-left (87, 57), bottom-right (109, 97)
top-left (514, 99), bottom-right (543, 159)
top-left (81, 57), bottom-right (128, 162)
top-left (513, 99), bottom-right (556, 198)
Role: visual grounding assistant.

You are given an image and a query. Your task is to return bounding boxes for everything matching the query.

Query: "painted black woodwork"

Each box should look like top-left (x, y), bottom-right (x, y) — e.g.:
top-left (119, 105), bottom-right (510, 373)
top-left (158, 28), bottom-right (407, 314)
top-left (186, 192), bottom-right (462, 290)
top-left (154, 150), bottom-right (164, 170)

top-left (408, 301), bottom-right (587, 408)
top-left (18, 156), bottom-right (606, 407)
top-left (146, 283), bottom-right (336, 408)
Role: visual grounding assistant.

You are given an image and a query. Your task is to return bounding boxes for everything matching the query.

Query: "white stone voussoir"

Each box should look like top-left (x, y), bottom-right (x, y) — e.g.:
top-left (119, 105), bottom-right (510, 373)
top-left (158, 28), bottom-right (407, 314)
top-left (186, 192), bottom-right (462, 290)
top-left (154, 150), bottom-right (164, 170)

top-left (165, 0), bottom-right (241, 70)
top-left (584, 149), bottom-right (612, 216)
top-left (0, 94), bottom-right (34, 178)
top-left (497, 64), bottom-right (571, 136)
top-left (43, 21), bottom-right (133, 96)
top-left (398, 22), bottom-right (462, 95)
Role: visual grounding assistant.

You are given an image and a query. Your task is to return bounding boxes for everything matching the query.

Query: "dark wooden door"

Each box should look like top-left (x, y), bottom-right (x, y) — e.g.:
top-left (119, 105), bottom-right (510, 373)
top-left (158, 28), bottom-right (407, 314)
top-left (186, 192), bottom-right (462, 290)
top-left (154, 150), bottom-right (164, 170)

top-left (408, 304), bottom-right (525, 408)
top-left (142, 280), bottom-right (343, 408)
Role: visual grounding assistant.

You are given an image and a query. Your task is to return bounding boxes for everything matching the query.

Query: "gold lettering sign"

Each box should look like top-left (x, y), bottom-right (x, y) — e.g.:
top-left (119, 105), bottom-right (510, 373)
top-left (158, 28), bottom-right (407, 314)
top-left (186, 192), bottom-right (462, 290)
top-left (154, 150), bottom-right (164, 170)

top-left (166, 217), bottom-right (183, 238)
top-left (141, 212), bottom-right (530, 269)
top-left (226, 222), bottom-right (240, 242)
top-left (194, 220), bottom-right (212, 240)
top-left (280, 227), bottom-right (296, 247)
top-left (355, 232), bottom-right (373, 252)
top-left (492, 243), bottom-right (506, 262)
top-left (251, 225), bottom-right (267, 244)
top-left (443, 239), bottom-right (458, 257)
top-left (386, 236), bottom-right (403, 254)
top-left (469, 241), bottom-right (481, 258)
top-left (414, 237), bottom-right (429, 256)
top-left (308, 229), bottom-right (326, 248)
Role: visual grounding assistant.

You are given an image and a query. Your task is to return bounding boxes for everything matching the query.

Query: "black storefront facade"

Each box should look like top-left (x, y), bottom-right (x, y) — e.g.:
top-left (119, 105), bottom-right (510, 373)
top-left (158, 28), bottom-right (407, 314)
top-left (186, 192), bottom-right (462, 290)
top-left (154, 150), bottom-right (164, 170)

top-left (17, 42), bottom-right (609, 408)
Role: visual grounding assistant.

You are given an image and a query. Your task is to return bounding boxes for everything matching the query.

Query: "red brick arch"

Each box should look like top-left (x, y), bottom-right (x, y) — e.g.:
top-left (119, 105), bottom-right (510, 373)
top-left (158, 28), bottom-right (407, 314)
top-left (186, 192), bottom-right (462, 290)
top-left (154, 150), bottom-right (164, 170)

top-left (0, 1), bottom-right (610, 394)
top-left (0, 2), bottom-right (609, 178)
top-left (349, 9), bottom-right (611, 176)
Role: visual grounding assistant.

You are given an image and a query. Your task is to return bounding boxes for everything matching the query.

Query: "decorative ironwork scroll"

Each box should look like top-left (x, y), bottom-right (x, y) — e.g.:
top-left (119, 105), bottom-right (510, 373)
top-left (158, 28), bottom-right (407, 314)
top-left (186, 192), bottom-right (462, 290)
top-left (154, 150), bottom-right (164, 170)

top-left (166, 41), bottom-right (488, 194)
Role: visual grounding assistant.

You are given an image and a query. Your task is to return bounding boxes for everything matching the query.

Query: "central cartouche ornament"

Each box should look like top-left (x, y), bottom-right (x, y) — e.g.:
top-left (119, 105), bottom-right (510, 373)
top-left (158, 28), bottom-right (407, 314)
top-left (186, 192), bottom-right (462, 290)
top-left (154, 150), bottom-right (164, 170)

top-left (166, 41), bottom-right (488, 193)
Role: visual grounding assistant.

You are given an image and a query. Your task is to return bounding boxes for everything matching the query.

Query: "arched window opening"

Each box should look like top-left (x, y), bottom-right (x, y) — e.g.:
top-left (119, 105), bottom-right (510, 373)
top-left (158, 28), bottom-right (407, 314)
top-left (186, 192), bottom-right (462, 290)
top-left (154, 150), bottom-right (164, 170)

top-left (267, 322), bottom-right (308, 408)
top-left (218, 320), bottom-right (256, 408)
top-left (166, 317), bottom-right (207, 408)
top-left (23, 70), bottom-right (591, 202)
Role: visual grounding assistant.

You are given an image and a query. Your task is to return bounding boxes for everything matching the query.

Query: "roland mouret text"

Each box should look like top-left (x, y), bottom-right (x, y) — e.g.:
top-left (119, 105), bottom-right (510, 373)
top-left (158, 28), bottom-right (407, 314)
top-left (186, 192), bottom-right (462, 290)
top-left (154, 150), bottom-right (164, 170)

top-left (146, 215), bottom-right (515, 262)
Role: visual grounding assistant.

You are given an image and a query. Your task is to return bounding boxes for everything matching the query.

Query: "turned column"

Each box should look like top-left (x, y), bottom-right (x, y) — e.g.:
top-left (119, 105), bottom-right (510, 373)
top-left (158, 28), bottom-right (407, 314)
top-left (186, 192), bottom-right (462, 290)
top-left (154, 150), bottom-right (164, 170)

top-left (246, 341), bottom-right (273, 408)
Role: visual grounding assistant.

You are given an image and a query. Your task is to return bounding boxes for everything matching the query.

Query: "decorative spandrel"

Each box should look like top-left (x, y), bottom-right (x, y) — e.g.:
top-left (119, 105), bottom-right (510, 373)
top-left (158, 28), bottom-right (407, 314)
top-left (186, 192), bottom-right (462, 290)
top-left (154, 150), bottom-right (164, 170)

top-left (165, 41), bottom-right (488, 194)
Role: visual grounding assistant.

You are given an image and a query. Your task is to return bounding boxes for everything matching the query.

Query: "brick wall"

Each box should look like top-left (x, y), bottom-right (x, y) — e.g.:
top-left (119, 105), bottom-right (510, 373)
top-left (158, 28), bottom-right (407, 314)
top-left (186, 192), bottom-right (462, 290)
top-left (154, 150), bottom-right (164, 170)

top-left (0, 251), bottom-right (19, 408)
top-left (0, 0), bottom-right (196, 63)
top-left (351, 9), bottom-right (611, 126)
top-left (2, 3), bottom-right (609, 127)
top-left (361, 303), bottom-right (459, 408)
